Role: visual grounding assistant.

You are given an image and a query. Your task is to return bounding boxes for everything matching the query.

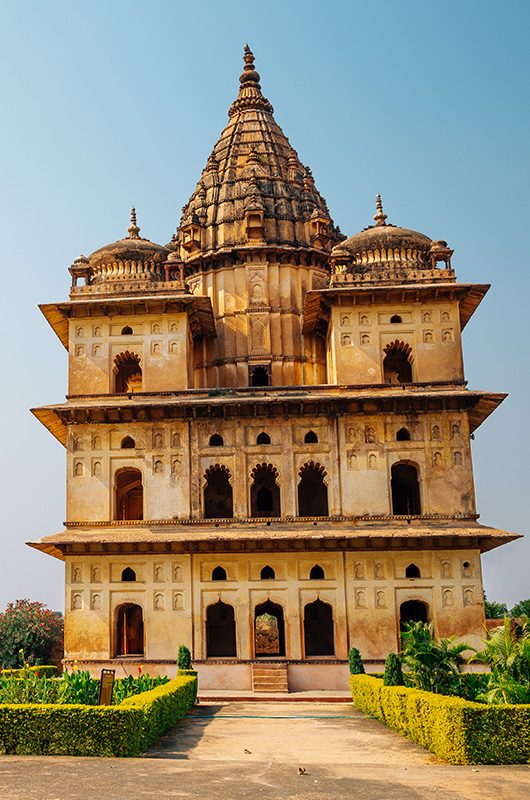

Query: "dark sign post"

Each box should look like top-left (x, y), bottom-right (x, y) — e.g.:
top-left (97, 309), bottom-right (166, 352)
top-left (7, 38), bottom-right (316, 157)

top-left (98, 669), bottom-right (115, 705)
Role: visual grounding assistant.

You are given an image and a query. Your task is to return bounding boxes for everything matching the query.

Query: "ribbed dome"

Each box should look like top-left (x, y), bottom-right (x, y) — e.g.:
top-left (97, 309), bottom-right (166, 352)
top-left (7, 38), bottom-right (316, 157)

top-left (173, 46), bottom-right (341, 258)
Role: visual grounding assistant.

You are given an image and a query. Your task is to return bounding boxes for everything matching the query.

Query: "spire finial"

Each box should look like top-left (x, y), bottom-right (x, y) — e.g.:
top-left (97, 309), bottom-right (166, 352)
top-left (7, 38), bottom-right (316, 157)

top-left (374, 194), bottom-right (387, 227)
top-left (127, 206), bottom-right (140, 239)
top-left (240, 43), bottom-right (261, 87)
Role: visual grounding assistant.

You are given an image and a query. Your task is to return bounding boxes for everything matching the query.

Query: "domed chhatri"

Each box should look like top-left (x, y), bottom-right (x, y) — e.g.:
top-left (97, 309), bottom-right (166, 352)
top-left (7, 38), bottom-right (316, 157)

top-left (89, 207), bottom-right (169, 271)
top-left (331, 195), bottom-right (454, 286)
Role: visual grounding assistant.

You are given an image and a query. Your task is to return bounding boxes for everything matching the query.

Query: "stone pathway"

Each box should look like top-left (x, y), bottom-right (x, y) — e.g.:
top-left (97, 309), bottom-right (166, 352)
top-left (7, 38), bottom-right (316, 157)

top-left (0, 701), bottom-right (529, 799)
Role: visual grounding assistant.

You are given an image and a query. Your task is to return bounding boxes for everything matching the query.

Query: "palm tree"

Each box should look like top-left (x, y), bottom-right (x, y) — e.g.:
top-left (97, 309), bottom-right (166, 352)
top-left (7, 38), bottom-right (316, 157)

top-left (474, 616), bottom-right (530, 704)
top-left (400, 621), bottom-right (472, 694)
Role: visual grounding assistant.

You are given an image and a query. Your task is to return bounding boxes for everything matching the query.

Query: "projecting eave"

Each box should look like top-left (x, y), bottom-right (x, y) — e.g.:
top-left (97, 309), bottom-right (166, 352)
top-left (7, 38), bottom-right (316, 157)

top-left (31, 406), bottom-right (67, 446)
top-left (302, 282), bottom-right (489, 336)
top-left (39, 293), bottom-right (216, 350)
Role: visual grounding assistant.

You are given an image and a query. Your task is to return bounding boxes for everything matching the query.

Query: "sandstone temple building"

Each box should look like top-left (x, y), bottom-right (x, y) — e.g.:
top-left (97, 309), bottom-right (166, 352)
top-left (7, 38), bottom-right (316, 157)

top-left (30, 47), bottom-right (518, 691)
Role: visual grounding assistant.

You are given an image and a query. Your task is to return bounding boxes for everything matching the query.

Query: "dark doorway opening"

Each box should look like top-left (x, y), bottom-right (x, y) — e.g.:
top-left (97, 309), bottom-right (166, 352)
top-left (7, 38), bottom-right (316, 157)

top-left (304, 599), bottom-right (335, 656)
top-left (204, 466), bottom-right (233, 518)
top-left (116, 603), bottom-right (144, 656)
top-left (260, 565), bottom-right (275, 580)
top-left (250, 365), bottom-right (270, 387)
top-left (400, 600), bottom-right (429, 633)
top-left (212, 566), bottom-right (227, 581)
top-left (115, 468), bottom-right (143, 520)
top-left (405, 563), bottom-right (421, 578)
top-left (298, 463), bottom-right (328, 517)
top-left (309, 564), bottom-right (325, 580)
top-left (250, 464), bottom-right (280, 517)
top-left (254, 601), bottom-right (285, 657)
top-left (206, 601), bottom-right (237, 657)
top-left (391, 462), bottom-right (421, 515)
top-left (114, 352), bottom-right (142, 393)
top-left (396, 428), bottom-right (411, 441)
top-left (121, 567), bottom-right (136, 582)
top-left (383, 343), bottom-right (412, 384)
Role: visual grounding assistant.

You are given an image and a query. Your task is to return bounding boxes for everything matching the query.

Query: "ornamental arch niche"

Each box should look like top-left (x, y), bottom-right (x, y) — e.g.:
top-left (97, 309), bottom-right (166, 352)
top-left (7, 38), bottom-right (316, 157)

top-left (206, 601), bottom-right (237, 657)
top-left (383, 341), bottom-right (413, 384)
top-left (204, 465), bottom-right (233, 519)
top-left (114, 468), bottom-right (143, 521)
top-left (115, 603), bottom-right (144, 656)
top-left (250, 463), bottom-right (280, 517)
top-left (391, 461), bottom-right (421, 516)
top-left (254, 600), bottom-right (285, 657)
top-left (114, 351), bottom-right (142, 393)
top-left (298, 462), bottom-right (328, 517)
top-left (304, 599), bottom-right (335, 656)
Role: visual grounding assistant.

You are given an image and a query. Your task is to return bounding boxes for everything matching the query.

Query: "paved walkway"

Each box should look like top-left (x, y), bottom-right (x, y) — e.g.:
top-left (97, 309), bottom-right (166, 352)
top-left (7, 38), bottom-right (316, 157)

top-left (0, 702), bottom-right (529, 799)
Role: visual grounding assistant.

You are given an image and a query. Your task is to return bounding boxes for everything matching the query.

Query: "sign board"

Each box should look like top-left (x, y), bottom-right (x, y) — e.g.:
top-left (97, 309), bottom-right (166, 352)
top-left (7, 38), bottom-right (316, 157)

top-left (98, 669), bottom-right (115, 705)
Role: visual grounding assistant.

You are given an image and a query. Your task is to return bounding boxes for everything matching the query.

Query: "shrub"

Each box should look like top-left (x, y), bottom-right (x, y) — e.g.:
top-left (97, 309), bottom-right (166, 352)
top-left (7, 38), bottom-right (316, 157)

top-left (348, 647), bottom-right (365, 675)
top-left (177, 645), bottom-right (192, 671)
top-left (350, 674), bottom-right (530, 764)
top-left (400, 621), bottom-right (471, 694)
top-left (0, 600), bottom-right (63, 668)
top-left (0, 666), bottom-right (56, 679)
top-left (473, 617), bottom-right (530, 704)
top-left (383, 653), bottom-right (404, 686)
top-left (0, 675), bottom-right (197, 756)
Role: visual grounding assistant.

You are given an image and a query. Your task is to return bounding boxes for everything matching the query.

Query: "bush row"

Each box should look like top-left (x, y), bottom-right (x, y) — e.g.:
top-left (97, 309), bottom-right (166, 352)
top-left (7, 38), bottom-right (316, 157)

top-left (0, 675), bottom-right (197, 756)
top-left (0, 666), bottom-right (57, 679)
top-left (350, 675), bottom-right (530, 764)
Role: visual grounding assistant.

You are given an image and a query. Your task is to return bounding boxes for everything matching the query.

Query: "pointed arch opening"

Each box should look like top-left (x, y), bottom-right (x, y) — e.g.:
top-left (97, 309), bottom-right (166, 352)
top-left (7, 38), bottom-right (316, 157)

top-left (254, 600), bottom-right (285, 657)
top-left (304, 599), bottom-right (334, 656)
top-left (405, 563), bottom-right (421, 578)
top-left (115, 603), bottom-right (144, 656)
top-left (383, 341), bottom-right (413, 384)
top-left (260, 565), bottom-right (275, 580)
top-left (250, 365), bottom-right (270, 387)
top-left (298, 462), bottom-right (328, 517)
top-left (391, 462), bottom-right (421, 515)
top-left (204, 465), bottom-right (233, 519)
top-left (121, 325), bottom-right (133, 335)
top-left (400, 600), bottom-right (429, 632)
top-left (250, 463), bottom-right (280, 517)
top-left (114, 351), bottom-right (142, 393)
top-left (206, 601), bottom-right (236, 657)
top-left (121, 567), bottom-right (136, 582)
top-left (304, 430), bottom-right (318, 444)
top-left (309, 564), bottom-right (325, 580)
top-left (256, 432), bottom-right (271, 445)
top-left (211, 566), bottom-right (227, 581)
top-left (114, 468), bottom-right (143, 521)
top-left (209, 434), bottom-right (224, 447)
top-left (390, 314), bottom-right (402, 323)
top-left (396, 428), bottom-right (411, 441)
top-left (121, 436), bottom-right (135, 449)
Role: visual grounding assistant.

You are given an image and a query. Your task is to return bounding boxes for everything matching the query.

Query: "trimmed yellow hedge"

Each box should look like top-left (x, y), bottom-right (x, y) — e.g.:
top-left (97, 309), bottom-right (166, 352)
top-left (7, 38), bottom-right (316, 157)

top-left (0, 675), bottom-right (197, 757)
top-left (350, 675), bottom-right (530, 765)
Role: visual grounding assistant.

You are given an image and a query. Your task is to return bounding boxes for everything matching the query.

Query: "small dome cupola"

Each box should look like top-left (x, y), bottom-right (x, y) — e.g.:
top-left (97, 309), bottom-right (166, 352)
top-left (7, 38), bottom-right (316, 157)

top-left (330, 195), bottom-right (455, 286)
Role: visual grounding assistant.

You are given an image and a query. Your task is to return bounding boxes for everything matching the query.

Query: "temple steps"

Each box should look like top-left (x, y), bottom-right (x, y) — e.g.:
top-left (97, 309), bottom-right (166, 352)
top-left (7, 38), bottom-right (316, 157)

top-left (251, 662), bottom-right (289, 693)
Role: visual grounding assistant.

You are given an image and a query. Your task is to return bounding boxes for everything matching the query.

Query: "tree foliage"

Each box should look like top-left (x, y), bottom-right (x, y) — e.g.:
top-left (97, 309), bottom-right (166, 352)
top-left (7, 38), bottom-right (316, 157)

top-left (400, 621), bottom-right (472, 694)
top-left (177, 644), bottom-right (192, 671)
top-left (0, 599), bottom-right (63, 668)
top-left (348, 646), bottom-right (365, 674)
top-left (383, 652), bottom-right (404, 686)
top-left (484, 594), bottom-right (508, 619)
top-left (474, 616), bottom-right (530, 704)
top-left (511, 599), bottom-right (530, 618)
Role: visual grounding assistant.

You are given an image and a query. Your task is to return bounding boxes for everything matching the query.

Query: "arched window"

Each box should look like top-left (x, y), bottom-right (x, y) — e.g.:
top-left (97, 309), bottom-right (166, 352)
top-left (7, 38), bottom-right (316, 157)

top-left (390, 314), bottom-right (402, 323)
top-left (115, 603), bottom-right (144, 656)
top-left (250, 464), bottom-right (280, 517)
top-left (206, 601), bottom-right (237, 657)
top-left (256, 432), bottom-right (271, 445)
top-left (260, 565), bottom-right (275, 580)
top-left (212, 566), bottom-right (227, 581)
top-left (209, 434), bottom-right (223, 447)
top-left (121, 326), bottom-right (133, 335)
top-left (304, 600), bottom-right (334, 656)
top-left (254, 601), bottom-right (285, 657)
top-left (115, 468), bottom-right (143, 520)
top-left (400, 600), bottom-right (429, 632)
top-left (298, 462), bottom-right (328, 517)
top-left (405, 563), bottom-right (421, 578)
top-left (309, 564), bottom-right (325, 580)
top-left (204, 465), bottom-right (233, 519)
top-left (391, 462), bottom-right (421, 515)
top-left (383, 341), bottom-right (413, 384)
top-left (250, 365), bottom-right (270, 387)
top-left (304, 431), bottom-right (318, 444)
top-left (396, 428), bottom-right (411, 441)
top-left (121, 436), bottom-right (135, 449)
top-left (121, 567), bottom-right (136, 582)
top-left (114, 352), bottom-right (142, 393)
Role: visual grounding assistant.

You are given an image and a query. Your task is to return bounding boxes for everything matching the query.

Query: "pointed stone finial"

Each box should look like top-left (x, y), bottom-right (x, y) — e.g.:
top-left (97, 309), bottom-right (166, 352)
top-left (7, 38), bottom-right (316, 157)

top-left (240, 43), bottom-right (261, 86)
top-left (374, 194), bottom-right (387, 227)
top-left (127, 206), bottom-right (140, 239)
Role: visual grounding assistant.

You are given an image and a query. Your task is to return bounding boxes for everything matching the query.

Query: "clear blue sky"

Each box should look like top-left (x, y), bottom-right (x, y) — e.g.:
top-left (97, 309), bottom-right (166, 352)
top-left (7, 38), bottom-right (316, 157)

top-left (1, 0), bottom-right (528, 611)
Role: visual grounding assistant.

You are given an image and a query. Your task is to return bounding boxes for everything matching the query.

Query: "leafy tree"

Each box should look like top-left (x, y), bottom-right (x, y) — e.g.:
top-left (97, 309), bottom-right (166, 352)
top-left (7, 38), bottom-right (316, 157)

top-left (474, 617), bottom-right (530, 704)
top-left (177, 644), bottom-right (192, 671)
top-left (511, 599), bottom-right (530, 618)
top-left (348, 646), bottom-right (365, 675)
top-left (383, 652), bottom-right (404, 686)
top-left (483, 594), bottom-right (508, 619)
top-left (0, 599), bottom-right (63, 668)
top-left (400, 621), bottom-right (472, 694)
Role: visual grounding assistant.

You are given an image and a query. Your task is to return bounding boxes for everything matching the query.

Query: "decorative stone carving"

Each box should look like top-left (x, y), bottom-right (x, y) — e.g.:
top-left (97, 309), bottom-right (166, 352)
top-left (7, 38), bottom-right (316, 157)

top-left (90, 592), bottom-right (102, 610)
top-left (355, 588), bottom-right (367, 608)
top-left (354, 562), bottom-right (365, 580)
top-left (173, 564), bottom-right (183, 582)
top-left (71, 592), bottom-right (82, 610)
top-left (375, 589), bottom-right (386, 608)
top-left (463, 587), bottom-right (474, 606)
top-left (374, 562), bottom-right (384, 579)
top-left (442, 588), bottom-right (454, 607)
top-left (173, 592), bottom-right (184, 611)
top-left (154, 591), bottom-right (165, 610)
top-left (365, 426), bottom-right (376, 443)
top-left (441, 560), bottom-right (452, 579)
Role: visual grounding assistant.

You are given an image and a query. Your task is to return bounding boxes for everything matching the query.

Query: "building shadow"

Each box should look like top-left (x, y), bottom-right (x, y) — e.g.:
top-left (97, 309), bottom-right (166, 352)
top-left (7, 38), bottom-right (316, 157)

top-left (145, 704), bottom-right (225, 759)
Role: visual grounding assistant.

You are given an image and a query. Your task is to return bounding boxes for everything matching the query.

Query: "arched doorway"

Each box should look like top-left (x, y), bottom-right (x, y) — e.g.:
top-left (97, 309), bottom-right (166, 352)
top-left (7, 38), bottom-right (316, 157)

top-left (400, 599), bottom-right (429, 632)
top-left (254, 601), bottom-right (285, 657)
top-left (297, 462), bottom-right (329, 516)
top-left (383, 341), bottom-right (413, 384)
top-left (115, 603), bottom-right (144, 656)
top-left (114, 468), bottom-right (143, 520)
top-left (391, 462), bottom-right (421, 515)
top-left (304, 600), bottom-right (334, 656)
top-left (206, 601), bottom-right (237, 657)
top-left (204, 465), bottom-right (233, 518)
top-left (250, 464), bottom-right (280, 517)
top-left (114, 352), bottom-right (142, 393)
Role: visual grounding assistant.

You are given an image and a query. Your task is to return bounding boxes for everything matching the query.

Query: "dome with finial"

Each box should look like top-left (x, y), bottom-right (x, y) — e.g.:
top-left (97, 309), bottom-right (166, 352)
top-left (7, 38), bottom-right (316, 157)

top-left (87, 207), bottom-right (169, 288)
top-left (172, 46), bottom-right (341, 259)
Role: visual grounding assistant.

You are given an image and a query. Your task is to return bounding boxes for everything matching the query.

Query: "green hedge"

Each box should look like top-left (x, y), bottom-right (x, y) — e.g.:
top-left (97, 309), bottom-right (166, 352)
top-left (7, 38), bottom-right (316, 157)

top-left (350, 675), bottom-right (530, 764)
top-left (0, 675), bottom-right (197, 757)
top-left (0, 666), bottom-right (57, 679)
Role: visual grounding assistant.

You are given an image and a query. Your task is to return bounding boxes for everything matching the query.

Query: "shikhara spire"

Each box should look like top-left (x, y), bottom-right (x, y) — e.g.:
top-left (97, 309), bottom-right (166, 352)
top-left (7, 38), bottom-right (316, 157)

top-left (127, 206), bottom-right (140, 239)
